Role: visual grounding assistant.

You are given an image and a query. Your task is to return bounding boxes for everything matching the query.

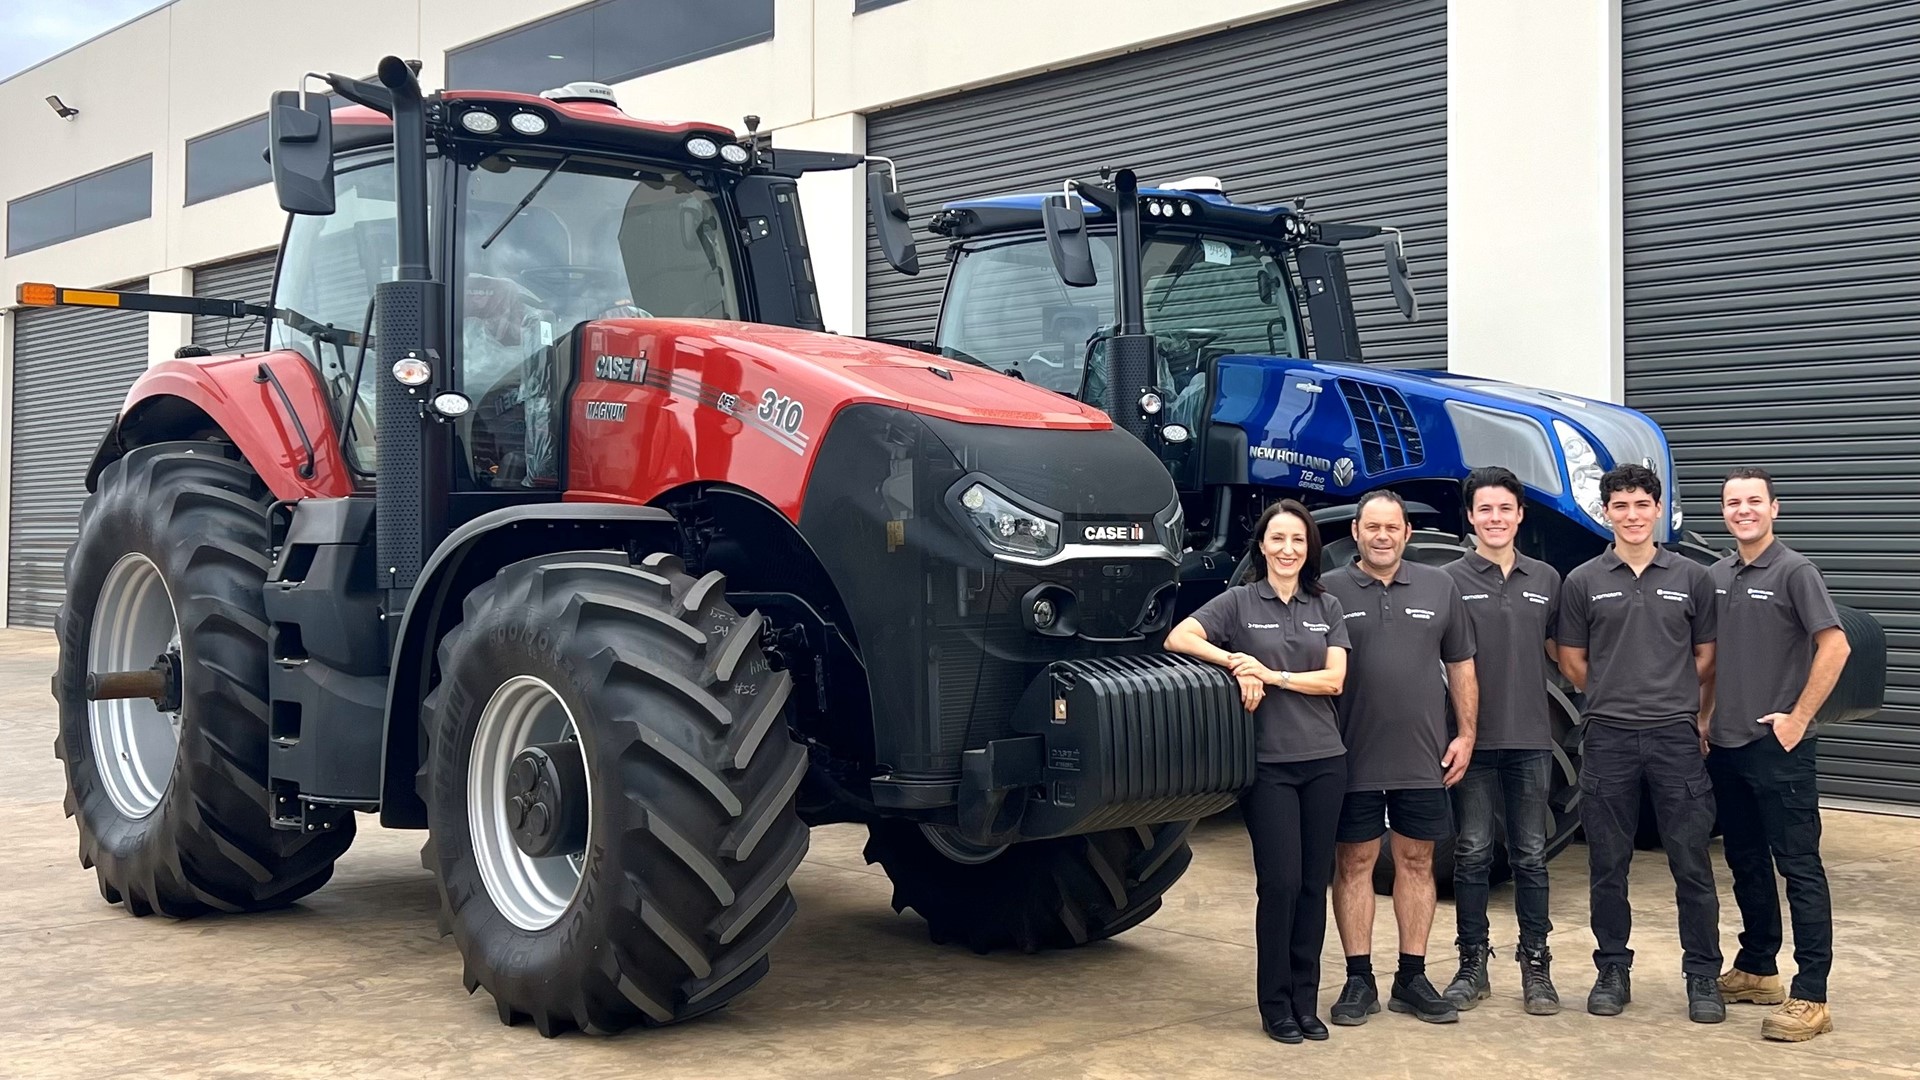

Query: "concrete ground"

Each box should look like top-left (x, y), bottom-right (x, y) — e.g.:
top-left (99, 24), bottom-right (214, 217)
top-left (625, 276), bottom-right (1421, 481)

top-left (4, 627), bottom-right (1917, 1079)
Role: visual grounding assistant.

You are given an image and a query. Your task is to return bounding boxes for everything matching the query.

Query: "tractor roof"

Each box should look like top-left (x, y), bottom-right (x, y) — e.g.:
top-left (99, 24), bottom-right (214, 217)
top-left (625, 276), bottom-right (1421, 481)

top-left (328, 90), bottom-right (743, 165)
top-left (931, 183), bottom-right (1309, 242)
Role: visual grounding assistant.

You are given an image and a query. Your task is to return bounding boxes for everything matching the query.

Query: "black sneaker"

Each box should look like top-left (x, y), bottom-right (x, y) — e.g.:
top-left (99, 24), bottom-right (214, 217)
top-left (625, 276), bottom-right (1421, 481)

top-left (1587, 963), bottom-right (1631, 1016)
top-left (1329, 976), bottom-right (1381, 1026)
top-left (1389, 972), bottom-right (1461, 1024)
top-left (1443, 943), bottom-right (1492, 1010)
top-left (1518, 945), bottom-right (1561, 1016)
top-left (1687, 973), bottom-right (1727, 1024)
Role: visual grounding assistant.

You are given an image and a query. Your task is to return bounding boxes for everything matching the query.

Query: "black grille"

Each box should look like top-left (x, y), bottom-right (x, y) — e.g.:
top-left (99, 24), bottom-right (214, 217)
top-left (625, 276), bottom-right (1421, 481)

top-left (1338, 379), bottom-right (1425, 474)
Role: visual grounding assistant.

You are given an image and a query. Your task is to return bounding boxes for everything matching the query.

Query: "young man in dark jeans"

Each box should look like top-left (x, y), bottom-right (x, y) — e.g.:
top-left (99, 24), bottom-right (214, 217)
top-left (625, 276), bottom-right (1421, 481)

top-left (1709, 467), bottom-right (1850, 1042)
top-left (1442, 467), bottom-right (1563, 1015)
top-left (1557, 463), bottom-right (1724, 1023)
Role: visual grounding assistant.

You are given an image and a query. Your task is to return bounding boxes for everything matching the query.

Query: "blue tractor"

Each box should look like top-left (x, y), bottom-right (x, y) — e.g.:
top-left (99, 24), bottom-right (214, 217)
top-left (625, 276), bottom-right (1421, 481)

top-left (893, 168), bottom-right (1885, 880)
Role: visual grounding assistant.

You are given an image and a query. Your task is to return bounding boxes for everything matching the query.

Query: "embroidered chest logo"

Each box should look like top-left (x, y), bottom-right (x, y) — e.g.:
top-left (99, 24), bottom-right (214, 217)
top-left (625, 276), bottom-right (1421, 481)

top-left (1591, 590), bottom-right (1624, 602)
top-left (1302, 621), bottom-right (1331, 633)
top-left (1746, 588), bottom-right (1775, 601)
top-left (1245, 622), bottom-right (1281, 630)
top-left (1342, 610), bottom-right (1367, 620)
top-left (1460, 593), bottom-right (1491, 601)
top-left (1523, 591), bottom-right (1551, 605)
top-left (1404, 607), bottom-right (1436, 620)
top-left (1656, 589), bottom-right (1690, 603)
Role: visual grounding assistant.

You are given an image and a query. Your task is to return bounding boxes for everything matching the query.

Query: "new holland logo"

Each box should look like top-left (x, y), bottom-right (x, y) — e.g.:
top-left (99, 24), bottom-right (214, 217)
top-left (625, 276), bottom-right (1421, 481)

top-left (1082, 523), bottom-right (1146, 542)
top-left (1251, 446), bottom-right (1333, 470)
top-left (1332, 457), bottom-right (1356, 486)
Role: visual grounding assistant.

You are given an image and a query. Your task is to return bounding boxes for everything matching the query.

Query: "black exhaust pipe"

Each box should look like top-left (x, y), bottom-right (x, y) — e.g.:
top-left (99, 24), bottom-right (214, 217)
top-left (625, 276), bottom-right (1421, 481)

top-left (1103, 170), bottom-right (1154, 440)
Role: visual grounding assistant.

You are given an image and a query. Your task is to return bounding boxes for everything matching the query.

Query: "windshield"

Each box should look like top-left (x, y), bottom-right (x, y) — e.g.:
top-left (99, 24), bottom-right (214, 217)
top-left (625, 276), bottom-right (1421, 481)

top-left (934, 231), bottom-right (1305, 398)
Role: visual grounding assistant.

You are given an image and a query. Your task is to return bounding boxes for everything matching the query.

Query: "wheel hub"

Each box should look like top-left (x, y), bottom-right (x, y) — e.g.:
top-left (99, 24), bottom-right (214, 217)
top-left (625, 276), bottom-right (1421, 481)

top-left (87, 553), bottom-right (183, 820)
top-left (506, 741), bottom-right (588, 858)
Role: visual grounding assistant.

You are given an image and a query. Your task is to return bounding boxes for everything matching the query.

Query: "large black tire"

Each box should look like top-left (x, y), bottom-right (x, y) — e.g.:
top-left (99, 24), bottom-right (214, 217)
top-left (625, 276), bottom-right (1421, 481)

top-left (53, 442), bottom-right (354, 916)
top-left (419, 551), bottom-right (809, 1036)
top-left (864, 818), bottom-right (1197, 953)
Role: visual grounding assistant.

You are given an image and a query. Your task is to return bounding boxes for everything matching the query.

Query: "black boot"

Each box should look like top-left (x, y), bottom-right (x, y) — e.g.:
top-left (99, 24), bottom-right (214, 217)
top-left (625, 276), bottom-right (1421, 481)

top-left (1518, 944), bottom-right (1561, 1016)
top-left (1443, 942), bottom-right (1492, 1010)
top-left (1687, 973), bottom-right (1727, 1024)
top-left (1587, 963), bottom-right (1631, 1016)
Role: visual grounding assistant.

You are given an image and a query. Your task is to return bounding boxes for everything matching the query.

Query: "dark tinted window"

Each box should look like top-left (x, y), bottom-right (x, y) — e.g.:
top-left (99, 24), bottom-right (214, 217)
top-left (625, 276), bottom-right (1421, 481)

top-left (7, 157), bottom-right (152, 256)
top-left (448, 0), bottom-right (774, 94)
top-left (186, 117), bottom-right (270, 204)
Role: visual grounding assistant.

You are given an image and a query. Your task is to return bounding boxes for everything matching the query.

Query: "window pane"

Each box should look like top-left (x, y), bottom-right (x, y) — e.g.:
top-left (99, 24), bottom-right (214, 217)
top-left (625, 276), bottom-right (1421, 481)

top-left (186, 117), bottom-right (271, 205)
top-left (591, 0), bottom-right (774, 83)
top-left (72, 157), bottom-right (152, 235)
top-left (447, 8), bottom-right (594, 94)
top-left (6, 184), bottom-right (77, 256)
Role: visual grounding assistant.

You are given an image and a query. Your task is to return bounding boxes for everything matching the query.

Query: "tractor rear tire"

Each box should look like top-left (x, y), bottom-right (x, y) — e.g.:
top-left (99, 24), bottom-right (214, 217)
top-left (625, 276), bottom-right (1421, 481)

top-left (863, 818), bottom-right (1197, 953)
top-left (53, 442), bottom-right (354, 916)
top-left (419, 551), bottom-right (809, 1036)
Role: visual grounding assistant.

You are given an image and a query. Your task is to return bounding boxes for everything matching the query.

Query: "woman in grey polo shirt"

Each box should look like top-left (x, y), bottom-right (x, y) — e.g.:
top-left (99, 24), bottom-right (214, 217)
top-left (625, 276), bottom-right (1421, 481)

top-left (1167, 499), bottom-right (1350, 1044)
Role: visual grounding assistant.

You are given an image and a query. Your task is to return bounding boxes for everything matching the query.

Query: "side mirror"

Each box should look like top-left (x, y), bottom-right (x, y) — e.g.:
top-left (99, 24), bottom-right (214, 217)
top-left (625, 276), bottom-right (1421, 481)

top-left (268, 90), bottom-right (335, 215)
top-left (1383, 230), bottom-right (1419, 321)
top-left (866, 168), bottom-right (919, 276)
top-left (1041, 193), bottom-right (1097, 288)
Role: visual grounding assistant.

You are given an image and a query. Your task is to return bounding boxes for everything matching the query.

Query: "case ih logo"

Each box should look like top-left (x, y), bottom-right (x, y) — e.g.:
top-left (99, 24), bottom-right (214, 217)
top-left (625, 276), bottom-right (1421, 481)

top-left (1082, 523), bottom-right (1146, 542)
top-left (594, 354), bottom-right (646, 382)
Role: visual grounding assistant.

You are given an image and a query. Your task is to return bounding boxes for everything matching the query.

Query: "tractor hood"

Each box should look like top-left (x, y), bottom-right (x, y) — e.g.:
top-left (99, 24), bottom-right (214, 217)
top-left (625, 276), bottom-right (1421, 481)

top-left (1213, 355), bottom-right (1680, 541)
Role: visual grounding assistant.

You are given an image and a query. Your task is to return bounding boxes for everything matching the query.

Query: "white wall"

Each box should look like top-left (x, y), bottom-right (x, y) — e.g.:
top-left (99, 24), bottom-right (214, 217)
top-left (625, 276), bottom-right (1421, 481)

top-left (1447, 0), bottom-right (1622, 403)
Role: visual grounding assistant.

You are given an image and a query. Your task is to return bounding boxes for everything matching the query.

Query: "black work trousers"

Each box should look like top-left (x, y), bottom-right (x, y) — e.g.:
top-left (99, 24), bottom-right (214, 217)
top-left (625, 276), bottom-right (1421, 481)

top-left (1243, 754), bottom-right (1347, 1023)
top-left (1708, 735), bottom-right (1833, 1002)
top-left (1578, 720), bottom-right (1722, 978)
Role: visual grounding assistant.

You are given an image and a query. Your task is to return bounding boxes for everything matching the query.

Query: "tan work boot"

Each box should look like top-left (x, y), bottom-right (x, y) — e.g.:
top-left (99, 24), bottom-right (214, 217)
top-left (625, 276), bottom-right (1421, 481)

top-left (1762, 998), bottom-right (1832, 1042)
top-left (1718, 969), bottom-right (1785, 1005)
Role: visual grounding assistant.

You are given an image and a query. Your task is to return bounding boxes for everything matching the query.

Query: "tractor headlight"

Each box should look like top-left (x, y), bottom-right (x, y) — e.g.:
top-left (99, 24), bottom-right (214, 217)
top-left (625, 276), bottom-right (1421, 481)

top-left (956, 482), bottom-right (1061, 561)
top-left (685, 136), bottom-right (719, 159)
top-left (1554, 419), bottom-right (1607, 528)
top-left (719, 142), bottom-right (750, 165)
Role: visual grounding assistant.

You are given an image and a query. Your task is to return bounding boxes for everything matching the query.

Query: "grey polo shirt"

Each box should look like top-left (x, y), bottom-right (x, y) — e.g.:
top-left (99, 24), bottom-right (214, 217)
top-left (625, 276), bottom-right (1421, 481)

top-left (1708, 540), bottom-right (1842, 749)
top-left (1559, 548), bottom-right (1716, 730)
top-left (1445, 551), bottom-right (1562, 751)
top-left (1322, 561), bottom-right (1475, 791)
top-left (1189, 582), bottom-right (1350, 763)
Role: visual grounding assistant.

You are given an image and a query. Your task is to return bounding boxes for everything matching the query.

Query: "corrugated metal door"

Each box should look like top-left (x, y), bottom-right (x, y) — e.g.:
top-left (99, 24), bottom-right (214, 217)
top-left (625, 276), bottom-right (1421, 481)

top-left (192, 251), bottom-right (277, 352)
top-left (1623, 0), bottom-right (1920, 805)
top-left (8, 281), bottom-right (150, 629)
top-left (864, 0), bottom-right (1447, 369)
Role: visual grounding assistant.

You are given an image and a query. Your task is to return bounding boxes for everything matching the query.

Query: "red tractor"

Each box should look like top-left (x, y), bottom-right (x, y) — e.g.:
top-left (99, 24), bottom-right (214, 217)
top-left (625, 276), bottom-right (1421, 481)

top-left (32, 58), bottom-right (1250, 1035)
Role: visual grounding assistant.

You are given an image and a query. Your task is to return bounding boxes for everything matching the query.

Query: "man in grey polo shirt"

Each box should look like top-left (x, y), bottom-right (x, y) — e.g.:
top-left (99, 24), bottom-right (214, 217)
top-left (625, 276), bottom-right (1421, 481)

top-left (1324, 490), bottom-right (1478, 1026)
top-left (1442, 466), bottom-right (1564, 1016)
top-left (1557, 463), bottom-right (1721, 1024)
top-left (1709, 467), bottom-right (1850, 1043)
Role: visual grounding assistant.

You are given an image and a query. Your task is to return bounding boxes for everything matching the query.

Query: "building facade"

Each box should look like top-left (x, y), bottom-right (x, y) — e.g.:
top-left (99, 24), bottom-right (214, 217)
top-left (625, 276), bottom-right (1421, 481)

top-left (3, 0), bottom-right (1915, 805)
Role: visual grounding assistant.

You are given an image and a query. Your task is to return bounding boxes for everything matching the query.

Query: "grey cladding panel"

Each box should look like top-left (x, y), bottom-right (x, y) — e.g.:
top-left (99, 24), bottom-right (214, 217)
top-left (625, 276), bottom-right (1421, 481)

top-left (8, 282), bottom-right (150, 629)
top-left (1622, 0), bottom-right (1920, 804)
top-left (193, 252), bottom-right (278, 352)
top-left (863, 0), bottom-right (1447, 370)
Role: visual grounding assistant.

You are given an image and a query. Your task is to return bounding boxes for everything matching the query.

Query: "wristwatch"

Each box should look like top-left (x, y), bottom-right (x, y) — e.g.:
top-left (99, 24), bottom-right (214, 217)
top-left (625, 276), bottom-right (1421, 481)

top-left (1278, 670), bottom-right (1293, 689)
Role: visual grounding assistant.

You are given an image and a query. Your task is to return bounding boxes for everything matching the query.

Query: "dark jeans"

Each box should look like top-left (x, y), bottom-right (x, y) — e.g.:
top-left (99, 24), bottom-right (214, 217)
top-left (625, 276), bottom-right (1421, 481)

top-left (1578, 721), bottom-right (1722, 977)
top-left (1708, 735), bottom-right (1832, 1001)
top-left (1243, 755), bottom-right (1347, 1023)
top-left (1454, 748), bottom-right (1554, 950)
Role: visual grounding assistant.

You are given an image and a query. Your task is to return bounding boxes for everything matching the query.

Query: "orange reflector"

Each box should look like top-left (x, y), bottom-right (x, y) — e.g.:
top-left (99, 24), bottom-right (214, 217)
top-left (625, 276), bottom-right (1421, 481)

top-left (17, 283), bottom-right (58, 306)
top-left (62, 289), bottom-right (122, 308)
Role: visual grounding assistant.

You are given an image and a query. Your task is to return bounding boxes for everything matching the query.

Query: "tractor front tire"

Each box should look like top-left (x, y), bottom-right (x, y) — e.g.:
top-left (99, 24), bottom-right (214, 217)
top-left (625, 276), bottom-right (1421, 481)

top-left (53, 442), bottom-right (354, 916)
top-left (864, 818), bottom-right (1197, 953)
top-left (420, 552), bottom-right (809, 1036)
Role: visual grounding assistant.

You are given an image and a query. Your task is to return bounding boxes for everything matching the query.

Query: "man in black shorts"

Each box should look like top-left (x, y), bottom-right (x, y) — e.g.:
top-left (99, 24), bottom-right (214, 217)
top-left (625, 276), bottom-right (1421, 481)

top-left (1323, 490), bottom-right (1478, 1025)
top-left (1558, 463), bottom-right (1722, 1023)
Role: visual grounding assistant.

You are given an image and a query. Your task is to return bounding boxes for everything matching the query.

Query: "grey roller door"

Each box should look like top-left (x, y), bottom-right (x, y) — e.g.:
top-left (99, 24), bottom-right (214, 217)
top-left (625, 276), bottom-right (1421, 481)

top-left (192, 251), bottom-right (277, 352)
top-left (1622, 0), bottom-right (1920, 805)
top-left (8, 281), bottom-right (149, 629)
top-left (864, 0), bottom-right (1447, 369)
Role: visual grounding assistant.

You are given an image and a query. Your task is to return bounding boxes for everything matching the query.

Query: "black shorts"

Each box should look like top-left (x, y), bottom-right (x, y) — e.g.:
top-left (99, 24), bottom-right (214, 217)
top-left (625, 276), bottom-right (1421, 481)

top-left (1337, 788), bottom-right (1453, 843)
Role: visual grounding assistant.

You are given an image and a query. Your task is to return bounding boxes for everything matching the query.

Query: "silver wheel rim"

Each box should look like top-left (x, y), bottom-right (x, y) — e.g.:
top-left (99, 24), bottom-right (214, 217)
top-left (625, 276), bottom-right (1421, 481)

top-left (921, 823), bottom-right (1008, 865)
top-left (468, 675), bottom-right (590, 932)
top-left (88, 553), bottom-right (181, 819)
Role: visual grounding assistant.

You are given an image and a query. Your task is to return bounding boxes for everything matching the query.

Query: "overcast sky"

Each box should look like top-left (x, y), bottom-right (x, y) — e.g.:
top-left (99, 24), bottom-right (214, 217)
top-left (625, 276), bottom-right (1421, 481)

top-left (0, 0), bottom-right (168, 82)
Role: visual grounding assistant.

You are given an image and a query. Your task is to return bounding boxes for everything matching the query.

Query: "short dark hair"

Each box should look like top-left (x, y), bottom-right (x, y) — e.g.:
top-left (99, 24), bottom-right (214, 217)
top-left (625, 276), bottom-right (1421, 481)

top-left (1241, 499), bottom-right (1325, 595)
top-left (1723, 466), bottom-right (1776, 501)
top-left (1600, 462), bottom-right (1662, 505)
top-left (1354, 488), bottom-right (1407, 523)
top-left (1463, 466), bottom-right (1523, 509)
